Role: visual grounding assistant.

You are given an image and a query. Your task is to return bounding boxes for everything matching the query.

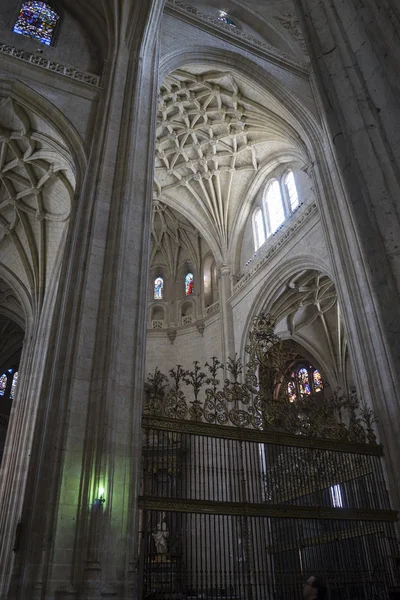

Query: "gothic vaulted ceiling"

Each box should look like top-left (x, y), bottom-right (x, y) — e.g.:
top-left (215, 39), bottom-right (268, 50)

top-left (0, 96), bottom-right (75, 318)
top-left (151, 200), bottom-right (207, 277)
top-left (154, 67), bottom-right (309, 264)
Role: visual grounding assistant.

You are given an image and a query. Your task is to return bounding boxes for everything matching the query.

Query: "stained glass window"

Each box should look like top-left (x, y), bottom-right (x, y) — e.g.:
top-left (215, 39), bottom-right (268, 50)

top-left (13, 2), bottom-right (60, 46)
top-left (154, 277), bottom-right (164, 300)
top-left (0, 374), bottom-right (7, 396)
top-left (313, 369), bottom-right (323, 392)
top-left (297, 367), bottom-right (311, 395)
top-left (218, 11), bottom-right (237, 26)
top-left (10, 372), bottom-right (18, 400)
top-left (185, 273), bottom-right (194, 296)
top-left (253, 208), bottom-right (266, 250)
top-left (285, 170), bottom-right (299, 212)
top-left (265, 180), bottom-right (285, 235)
top-left (287, 381), bottom-right (297, 403)
top-left (287, 364), bottom-right (324, 401)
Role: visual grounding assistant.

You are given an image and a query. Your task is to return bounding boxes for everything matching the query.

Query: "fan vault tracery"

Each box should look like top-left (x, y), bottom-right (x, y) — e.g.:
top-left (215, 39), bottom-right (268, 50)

top-left (0, 96), bottom-right (74, 311)
top-left (154, 68), bottom-right (308, 261)
top-left (271, 270), bottom-right (348, 388)
top-left (151, 200), bottom-right (201, 279)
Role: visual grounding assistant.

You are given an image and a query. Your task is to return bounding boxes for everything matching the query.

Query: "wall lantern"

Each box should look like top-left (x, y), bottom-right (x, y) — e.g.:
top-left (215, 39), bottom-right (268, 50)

top-left (95, 486), bottom-right (106, 506)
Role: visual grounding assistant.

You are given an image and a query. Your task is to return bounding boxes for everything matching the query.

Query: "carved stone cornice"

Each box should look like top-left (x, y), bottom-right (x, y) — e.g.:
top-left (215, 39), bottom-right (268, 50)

top-left (138, 495), bottom-right (397, 522)
top-left (0, 42), bottom-right (101, 88)
top-left (164, 0), bottom-right (310, 77)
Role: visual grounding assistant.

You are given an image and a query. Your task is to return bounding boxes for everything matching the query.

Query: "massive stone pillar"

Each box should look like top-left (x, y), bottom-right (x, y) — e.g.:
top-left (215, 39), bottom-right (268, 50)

top-left (293, 0), bottom-right (400, 507)
top-left (0, 1), bottom-right (165, 598)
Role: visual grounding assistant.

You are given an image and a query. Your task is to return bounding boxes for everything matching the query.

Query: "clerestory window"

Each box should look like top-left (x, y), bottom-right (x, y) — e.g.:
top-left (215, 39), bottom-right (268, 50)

top-left (252, 169), bottom-right (301, 251)
top-left (13, 1), bottom-right (60, 46)
top-left (154, 277), bottom-right (164, 300)
top-left (253, 208), bottom-right (266, 251)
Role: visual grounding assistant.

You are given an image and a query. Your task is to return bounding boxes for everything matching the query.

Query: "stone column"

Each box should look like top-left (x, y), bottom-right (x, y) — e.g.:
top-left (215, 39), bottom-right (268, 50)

top-left (293, 0), bottom-right (400, 506)
top-left (219, 265), bottom-right (235, 366)
top-left (0, 1), bottom-right (165, 598)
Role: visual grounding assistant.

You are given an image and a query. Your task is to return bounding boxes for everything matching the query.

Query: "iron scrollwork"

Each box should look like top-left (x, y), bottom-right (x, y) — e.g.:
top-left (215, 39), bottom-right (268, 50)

top-left (144, 313), bottom-right (377, 444)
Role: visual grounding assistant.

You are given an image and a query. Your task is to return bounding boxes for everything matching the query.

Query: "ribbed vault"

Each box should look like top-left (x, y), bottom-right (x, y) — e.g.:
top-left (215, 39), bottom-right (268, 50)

top-left (151, 200), bottom-right (205, 278)
top-left (0, 96), bottom-right (75, 315)
top-left (154, 67), bottom-right (308, 262)
top-left (271, 270), bottom-right (348, 388)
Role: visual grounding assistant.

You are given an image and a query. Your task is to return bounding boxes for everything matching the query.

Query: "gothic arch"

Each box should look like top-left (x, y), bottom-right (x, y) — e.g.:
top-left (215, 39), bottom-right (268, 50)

top-left (277, 331), bottom-right (338, 391)
top-left (0, 80), bottom-right (86, 318)
top-left (159, 47), bottom-right (321, 146)
top-left (157, 49), bottom-right (324, 270)
top-left (239, 256), bottom-right (336, 369)
top-left (0, 265), bottom-right (32, 330)
top-left (0, 77), bottom-right (87, 186)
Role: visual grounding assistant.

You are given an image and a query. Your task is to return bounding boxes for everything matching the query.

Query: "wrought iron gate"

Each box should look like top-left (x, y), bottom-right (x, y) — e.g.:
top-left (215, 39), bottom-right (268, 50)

top-left (137, 316), bottom-right (400, 599)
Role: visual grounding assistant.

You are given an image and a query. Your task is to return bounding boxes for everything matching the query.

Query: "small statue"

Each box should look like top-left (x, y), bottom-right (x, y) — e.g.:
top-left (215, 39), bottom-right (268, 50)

top-left (152, 521), bottom-right (169, 554)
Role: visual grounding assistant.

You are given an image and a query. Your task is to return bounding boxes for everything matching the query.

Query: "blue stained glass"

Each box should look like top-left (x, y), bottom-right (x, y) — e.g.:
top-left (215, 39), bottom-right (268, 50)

top-left (218, 12), bottom-right (237, 27)
top-left (0, 374), bottom-right (6, 396)
top-left (298, 367), bottom-right (311, 396)
top-left (13, 2), bottom-right (60, 46)
top-left (154, 277), bottom-right (164, 300)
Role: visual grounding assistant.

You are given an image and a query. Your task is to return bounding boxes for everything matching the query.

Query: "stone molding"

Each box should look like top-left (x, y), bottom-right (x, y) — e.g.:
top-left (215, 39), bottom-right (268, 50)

top-left (164, 0), bottom-right (310, 76)
top-left (274, 11), bottom-right (308, 53)
top-left (234, 201), bottom-right (318, 294)
top-left (0, 42), bottom-right (101, 87)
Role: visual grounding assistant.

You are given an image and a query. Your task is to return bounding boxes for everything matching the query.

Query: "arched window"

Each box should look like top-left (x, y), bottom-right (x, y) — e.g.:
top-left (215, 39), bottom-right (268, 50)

top-left (10, 372), bottom-right (18, 400)
top-left (297, 367), bottom-right (311, 396)
top-left (265, 180), bottom-right (285, 235)
top-left (313, 369), bottom-right (323, 393)
top-left (287, 381), bottom-right (297, 403)
top-left (253, 208), bottom-right (266, 251)
top-left (218, 11), bottom-right (237, 26)
top-left (287, 363), bottom-right (324, 402)
top-left (0, 374), bottom-right (7, 396)
top-left (284, 170), bottom-right (299, 212)
top-left (13, 2), bottom-right (60, 46)
top-left (185, 273), bottom-right (194, 296)
top-left (154, 277), bottom-right (164, 300)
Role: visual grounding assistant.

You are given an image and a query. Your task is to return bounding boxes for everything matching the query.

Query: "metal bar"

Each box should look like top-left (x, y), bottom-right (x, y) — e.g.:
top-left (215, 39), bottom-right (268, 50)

top-left (138, 496), bottom-right (398, 522)
top-left (142, 415), bottom-right (384, 455)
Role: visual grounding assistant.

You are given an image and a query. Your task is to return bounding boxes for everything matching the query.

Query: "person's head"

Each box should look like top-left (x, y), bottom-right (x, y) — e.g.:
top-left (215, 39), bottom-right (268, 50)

top-left (303, 576), bottom-right (327, 600)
